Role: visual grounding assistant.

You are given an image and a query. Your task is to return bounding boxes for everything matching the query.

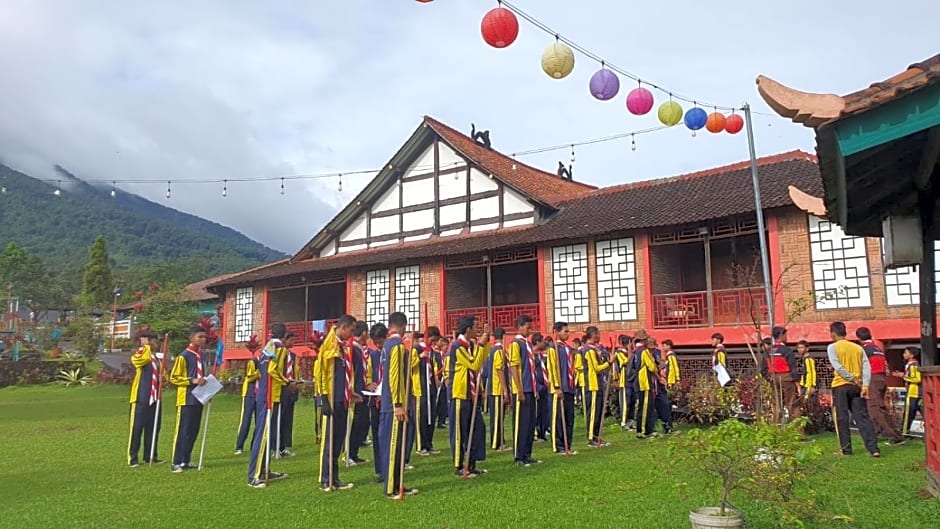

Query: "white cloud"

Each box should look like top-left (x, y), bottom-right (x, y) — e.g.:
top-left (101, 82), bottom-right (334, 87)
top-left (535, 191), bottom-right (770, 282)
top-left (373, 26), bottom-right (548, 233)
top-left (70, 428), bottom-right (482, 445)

top-left (1, 0), bottom-right (938, 254)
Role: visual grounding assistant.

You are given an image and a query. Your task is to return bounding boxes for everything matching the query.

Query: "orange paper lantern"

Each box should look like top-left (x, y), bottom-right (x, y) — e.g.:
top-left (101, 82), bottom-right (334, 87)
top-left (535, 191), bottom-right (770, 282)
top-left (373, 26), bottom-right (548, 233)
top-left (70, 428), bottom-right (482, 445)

top-left (706, 112), bottom-right (726, 133)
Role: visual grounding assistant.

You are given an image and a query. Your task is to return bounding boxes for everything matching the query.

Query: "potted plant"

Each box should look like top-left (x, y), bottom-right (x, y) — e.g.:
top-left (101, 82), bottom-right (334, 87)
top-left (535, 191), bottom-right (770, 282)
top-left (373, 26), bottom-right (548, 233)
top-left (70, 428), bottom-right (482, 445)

top-left (670, 418), bottom-right (820, 528)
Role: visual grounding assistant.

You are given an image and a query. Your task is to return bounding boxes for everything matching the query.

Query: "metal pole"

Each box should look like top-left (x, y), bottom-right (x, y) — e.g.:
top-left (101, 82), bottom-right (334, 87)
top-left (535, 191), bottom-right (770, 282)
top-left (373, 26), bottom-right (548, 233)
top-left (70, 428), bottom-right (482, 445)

top-left (744, 104), bottom-right (776, 333)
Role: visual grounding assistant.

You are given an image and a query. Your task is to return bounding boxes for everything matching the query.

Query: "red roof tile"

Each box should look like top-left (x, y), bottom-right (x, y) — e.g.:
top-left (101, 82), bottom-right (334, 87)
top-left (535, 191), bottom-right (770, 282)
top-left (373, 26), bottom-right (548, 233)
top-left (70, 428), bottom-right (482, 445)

top-left (424, 116), bottom-right (596, 205)
top-left (840, 54), bottom-right (940, 117)
top-left (209, 152), bottom-right (822, 288)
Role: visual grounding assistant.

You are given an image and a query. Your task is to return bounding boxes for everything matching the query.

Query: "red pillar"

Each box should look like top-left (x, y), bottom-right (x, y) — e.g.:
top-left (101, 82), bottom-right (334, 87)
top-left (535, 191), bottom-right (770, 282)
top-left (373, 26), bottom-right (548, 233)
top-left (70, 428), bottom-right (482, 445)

top-left (924, 367), bottom-right (940, 500)
top-left (766, 214), bottom-right (786, 325)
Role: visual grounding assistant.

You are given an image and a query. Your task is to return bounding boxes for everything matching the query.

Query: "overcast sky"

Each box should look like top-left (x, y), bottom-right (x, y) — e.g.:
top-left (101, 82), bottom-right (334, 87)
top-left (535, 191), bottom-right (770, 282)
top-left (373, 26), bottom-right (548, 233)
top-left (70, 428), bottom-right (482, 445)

top-left (1, 1), bottom-right (937, 254)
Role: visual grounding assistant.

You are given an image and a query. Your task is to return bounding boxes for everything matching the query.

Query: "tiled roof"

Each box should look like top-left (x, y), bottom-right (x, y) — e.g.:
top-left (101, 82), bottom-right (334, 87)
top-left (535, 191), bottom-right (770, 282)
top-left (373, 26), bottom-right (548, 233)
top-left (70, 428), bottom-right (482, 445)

top-left (424, 116), bottom-right (596, 206)
top-left (209, 152), bottom-right (822, 288)
top-left (840, 54), bottom-right (940, 117)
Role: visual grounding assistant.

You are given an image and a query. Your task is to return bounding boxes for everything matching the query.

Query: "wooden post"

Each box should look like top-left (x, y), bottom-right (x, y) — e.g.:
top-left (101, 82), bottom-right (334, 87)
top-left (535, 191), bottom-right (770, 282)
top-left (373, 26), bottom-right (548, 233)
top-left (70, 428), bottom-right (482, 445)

top-left (919, 190), bottom-right (937, 367)
top-left (703, 233), bottom-right (714, 327)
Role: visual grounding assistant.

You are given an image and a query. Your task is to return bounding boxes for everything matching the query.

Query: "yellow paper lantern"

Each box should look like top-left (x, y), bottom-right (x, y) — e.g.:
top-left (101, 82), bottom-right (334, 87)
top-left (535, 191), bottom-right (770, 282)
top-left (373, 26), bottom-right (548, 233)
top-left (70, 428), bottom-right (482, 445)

top-left (657, 100), bottom-right (683, 126)
top-left (541, 41), bottom-right (575, 79)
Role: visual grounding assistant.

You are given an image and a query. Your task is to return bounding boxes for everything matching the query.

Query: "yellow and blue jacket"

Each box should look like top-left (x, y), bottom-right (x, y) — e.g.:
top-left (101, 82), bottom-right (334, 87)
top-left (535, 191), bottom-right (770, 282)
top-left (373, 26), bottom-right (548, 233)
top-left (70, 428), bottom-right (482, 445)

top-left (169, 346), bottom-right (204, 407)
top-left (129, 344), bottom-right (161, 404)
top-left (904, 360), bottom-right (922, 399)
top-left (582, 344), bottom-right (610, 392)
top-left (451, 337), bottom-right (487, 401)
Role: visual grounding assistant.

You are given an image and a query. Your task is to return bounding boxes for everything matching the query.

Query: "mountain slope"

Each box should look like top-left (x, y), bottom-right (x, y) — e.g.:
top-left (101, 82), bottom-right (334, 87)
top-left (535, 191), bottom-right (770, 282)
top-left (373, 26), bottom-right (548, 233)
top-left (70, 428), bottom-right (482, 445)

top-left (0, 164), bottom-right (285, 288)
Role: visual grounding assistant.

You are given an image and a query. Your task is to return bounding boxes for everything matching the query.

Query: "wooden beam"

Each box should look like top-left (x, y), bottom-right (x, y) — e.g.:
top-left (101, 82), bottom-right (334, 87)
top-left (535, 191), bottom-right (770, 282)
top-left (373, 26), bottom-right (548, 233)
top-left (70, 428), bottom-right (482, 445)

top-left (371, 190), bottom-right (500, 219)
top-left (917, 126), bottom-right (940, 190)
top-left (433, 139), bottom-right (440, 234)
top-left (834, 83), bottom-right (940, 157)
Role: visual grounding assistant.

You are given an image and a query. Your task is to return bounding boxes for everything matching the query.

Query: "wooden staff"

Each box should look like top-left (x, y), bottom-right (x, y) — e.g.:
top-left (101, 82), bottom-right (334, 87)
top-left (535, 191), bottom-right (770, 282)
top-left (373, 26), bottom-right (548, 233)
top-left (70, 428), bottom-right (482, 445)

top-left (148, 333), bottom-right (169, 466)
top-left (595, 340), bottom-right (614, 448)
top-left (197, 345), bottom-right (220, 470)
top-left (462, 368), bottom-right (483, 478)
top-left (265, 362), bottom-right (273, 481)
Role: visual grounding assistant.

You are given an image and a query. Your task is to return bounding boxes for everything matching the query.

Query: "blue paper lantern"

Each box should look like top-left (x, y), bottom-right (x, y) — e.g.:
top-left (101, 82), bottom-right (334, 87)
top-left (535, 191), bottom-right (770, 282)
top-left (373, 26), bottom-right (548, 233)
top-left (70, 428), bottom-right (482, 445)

top-left (684, 107), bottom-right (707, 130)
top-left (589, 68), bottom-right (620, 101)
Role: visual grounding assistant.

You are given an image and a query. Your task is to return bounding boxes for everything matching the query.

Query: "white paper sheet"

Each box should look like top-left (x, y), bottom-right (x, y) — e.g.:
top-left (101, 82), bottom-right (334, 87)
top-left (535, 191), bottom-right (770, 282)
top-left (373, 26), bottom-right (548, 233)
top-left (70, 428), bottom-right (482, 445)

top-left (714, 364), bottom-right (732, 387)
top-left (192, 374), bottom-right (223, 404)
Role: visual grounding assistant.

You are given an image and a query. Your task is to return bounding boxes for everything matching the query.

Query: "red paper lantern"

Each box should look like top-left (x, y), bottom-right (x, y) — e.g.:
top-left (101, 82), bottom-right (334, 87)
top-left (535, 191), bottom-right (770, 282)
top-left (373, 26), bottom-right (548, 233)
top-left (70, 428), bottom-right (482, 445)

top-left (706, 112), bottom-right (726, 133)
top-left (416, 0), bottom-right (434, 3)
top-left (725, 113), bottom-right (744, 134)
top-left (481, 7), bottom-right (519, 48)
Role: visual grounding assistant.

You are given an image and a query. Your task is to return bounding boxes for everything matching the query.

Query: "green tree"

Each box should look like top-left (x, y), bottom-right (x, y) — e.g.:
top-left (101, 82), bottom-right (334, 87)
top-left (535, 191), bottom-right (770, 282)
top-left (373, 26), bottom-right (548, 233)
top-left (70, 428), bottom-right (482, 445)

top-left (0, 242), bottom-right (69, 322)
top-left (81, 236), bottom-right (114, 308)
top-left (63, 316), bottom-right (103, 360)
top-left (137, 283), bottom-right (199, 354)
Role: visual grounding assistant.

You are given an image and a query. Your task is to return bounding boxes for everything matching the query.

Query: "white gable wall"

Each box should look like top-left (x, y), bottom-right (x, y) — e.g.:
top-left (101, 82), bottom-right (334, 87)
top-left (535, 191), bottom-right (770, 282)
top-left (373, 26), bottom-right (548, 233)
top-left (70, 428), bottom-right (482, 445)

top-left (325, 137), bottom-right (540, 255)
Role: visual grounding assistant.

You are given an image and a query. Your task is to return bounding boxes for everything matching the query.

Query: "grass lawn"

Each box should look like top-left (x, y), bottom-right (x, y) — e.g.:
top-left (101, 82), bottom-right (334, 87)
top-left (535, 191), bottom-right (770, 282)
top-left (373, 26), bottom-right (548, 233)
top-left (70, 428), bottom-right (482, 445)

top-left (0, 385), bottom-right (937, 529)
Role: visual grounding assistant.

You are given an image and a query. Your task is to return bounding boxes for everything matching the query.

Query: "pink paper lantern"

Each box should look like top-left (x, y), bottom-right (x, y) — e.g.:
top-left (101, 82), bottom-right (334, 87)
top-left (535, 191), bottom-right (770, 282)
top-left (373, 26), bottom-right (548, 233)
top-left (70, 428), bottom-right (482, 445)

top-left (626, 86), bottom-right (654, 115)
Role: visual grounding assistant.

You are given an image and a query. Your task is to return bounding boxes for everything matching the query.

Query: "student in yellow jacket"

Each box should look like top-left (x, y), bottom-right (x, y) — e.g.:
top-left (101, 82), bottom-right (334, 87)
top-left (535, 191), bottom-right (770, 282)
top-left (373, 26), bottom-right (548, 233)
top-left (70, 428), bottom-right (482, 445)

top-left (127, 326), bottom-right (162, 467)
top-left (827, 322), bottom-right (879, 457)
top-left (169, 324), bottom-right (208, 472)
top-left (450, 315), bottom-right (490, 476)
top-left (893, 347), bottom-right (923, 435)
top-left (633, 332), bottom-right (659, 439)
top-left (317, 315), bottom-right (358, 492)
top-left (582, 326), bottom-right (610, 447)
top-left (235, 335), bottom-right (262, 454)
top-left (486, 328), bottom-right (510, 451)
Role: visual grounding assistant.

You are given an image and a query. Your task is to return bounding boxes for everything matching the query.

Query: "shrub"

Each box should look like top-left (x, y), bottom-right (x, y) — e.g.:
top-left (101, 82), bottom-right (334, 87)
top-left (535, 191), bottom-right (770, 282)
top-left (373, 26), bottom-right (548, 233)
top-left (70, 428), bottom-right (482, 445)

top-left (94, 364), bottom-right (136, 385)
top-left (669, 418), bottom-right (822, 525)
top-left (683, 375), bottom-right (738, 424)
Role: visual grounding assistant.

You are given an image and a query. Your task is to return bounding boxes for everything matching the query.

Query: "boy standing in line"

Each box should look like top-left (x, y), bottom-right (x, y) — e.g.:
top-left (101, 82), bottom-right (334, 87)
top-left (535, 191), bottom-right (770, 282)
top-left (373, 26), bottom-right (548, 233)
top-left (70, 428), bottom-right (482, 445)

top-left (127, 326), bottom-right (162, 467)
top-left (828, 322), bottom-right (880, 457)
top-left (317, 315), bottom-right (358, 491)
top-left (234, 335), bottom-right (261, 455)
top-left (169, 324), bottom-right (208, 472)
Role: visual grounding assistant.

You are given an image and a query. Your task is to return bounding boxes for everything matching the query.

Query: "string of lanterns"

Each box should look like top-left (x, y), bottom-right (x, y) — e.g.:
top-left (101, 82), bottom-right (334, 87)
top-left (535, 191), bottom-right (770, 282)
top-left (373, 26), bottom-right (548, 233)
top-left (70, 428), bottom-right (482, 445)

top-left (429, 0), bottom-right (746, 135)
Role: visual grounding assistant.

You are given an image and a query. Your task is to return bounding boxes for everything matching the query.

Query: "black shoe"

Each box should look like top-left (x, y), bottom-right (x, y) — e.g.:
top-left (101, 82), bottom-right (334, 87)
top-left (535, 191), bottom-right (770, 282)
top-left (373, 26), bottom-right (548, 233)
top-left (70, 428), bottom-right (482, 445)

top-left (146, 459), bottom-right (165, 465)
top-left (386, 488), bottom-right (419, 499)
top-left (183, 463), bottom-right (198, 470)
top-left (514, 460), bottom-right (531, 468)
top-left (248, 479), bottom-right (266, 489)
top-left (332, 481), bottom-right (354, 490)
top-left (374, 475), bottom-right (383, 484)
top-left (455, 468), bottom-right (477, 478)
top-left (352, 456), bottom-right (368, 464)
top-left (268, 472), bottom-right (288, 480)
top-left (129, 461), bottom-right (139, 468)
top-left (469, 468), bottom-right (488, 476)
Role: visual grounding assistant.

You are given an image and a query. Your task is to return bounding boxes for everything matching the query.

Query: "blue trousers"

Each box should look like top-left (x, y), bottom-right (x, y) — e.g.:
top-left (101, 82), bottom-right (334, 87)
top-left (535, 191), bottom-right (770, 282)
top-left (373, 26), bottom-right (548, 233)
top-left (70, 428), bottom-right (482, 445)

top-left (379, 410), bottom-right (405, 495)
top-left (536, 389), bottom-right (551, 439)
top-left (246, 402), bottom-right (270, 482)
top-left (636, 390), bottom-right (656, 436)
top-left (553, 392), bottom-right (575, 452)
top-left (513, 393), bottom-right (536, 461)
top-left (404, 396), bottom-right (416, 464)
top-left (488, 395), bottom-right (506, 449)
top-left (654, 386), bottom-right (672, 429)
top-left (585, 390), bottom-right (604, 442)
top-left (278, 393), bottom-right (296, 450)
top-left (235, 394), bottom-right (256, 451)
top-left (450, 398), bottom-right (485, 470)
top-left (172, 404), bottom-right (202, 466)
top-left (318, 402), bottom-right (348, 486)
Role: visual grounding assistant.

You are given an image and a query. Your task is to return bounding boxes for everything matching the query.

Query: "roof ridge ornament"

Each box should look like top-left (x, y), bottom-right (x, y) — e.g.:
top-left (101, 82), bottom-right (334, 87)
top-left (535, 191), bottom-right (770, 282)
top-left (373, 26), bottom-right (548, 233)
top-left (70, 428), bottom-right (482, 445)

top-left (557, 161), bottom-right (572, 181)
top-left (470, 123), bottom-right (492, 149)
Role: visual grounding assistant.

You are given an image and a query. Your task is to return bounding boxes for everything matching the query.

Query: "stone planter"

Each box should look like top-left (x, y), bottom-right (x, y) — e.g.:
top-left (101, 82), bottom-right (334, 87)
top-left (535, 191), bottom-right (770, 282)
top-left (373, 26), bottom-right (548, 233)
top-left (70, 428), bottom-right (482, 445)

top-left (689, 507), bottom-right (745, 529)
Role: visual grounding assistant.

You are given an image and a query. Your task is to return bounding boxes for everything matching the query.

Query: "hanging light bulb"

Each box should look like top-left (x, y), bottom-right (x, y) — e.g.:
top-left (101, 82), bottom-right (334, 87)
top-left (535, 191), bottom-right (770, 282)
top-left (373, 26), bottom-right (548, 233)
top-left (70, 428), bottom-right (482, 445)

top-left (53, 180), bottom-right (61, 196)
top-left (631, 134), bottom-right (636, 151)
top-left (280, 178), bottom-right (285, 196)
top-left (570, 145), bottom-right (576, 164)
top-left (1, 185), bottom-right (6, 194)
top-left (222, 180), bottom-right (228, 197)
top-left (337, 174), bottom-right (343, 192)
top-left (165, 181), bottom-right (171, 199)
top-left (110, 181), bottom-right (116, 198)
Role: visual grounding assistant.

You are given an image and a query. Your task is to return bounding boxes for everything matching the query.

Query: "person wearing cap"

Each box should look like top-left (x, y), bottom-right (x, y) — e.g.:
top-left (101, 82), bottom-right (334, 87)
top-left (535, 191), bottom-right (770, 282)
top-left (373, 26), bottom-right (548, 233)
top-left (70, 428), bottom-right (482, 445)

top-left (767, 327), bottom-right (801, 424)
top-left (127, 326), bottom-right (163, 467)
top-left (234, 335), bottom-right (262, 455)
top-left (856, 327), bottom-right (905, 445)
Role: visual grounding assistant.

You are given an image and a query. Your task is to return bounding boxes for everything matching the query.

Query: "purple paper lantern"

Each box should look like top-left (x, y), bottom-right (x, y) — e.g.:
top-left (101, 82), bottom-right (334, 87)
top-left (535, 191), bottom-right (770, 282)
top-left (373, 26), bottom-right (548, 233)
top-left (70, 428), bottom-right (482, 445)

top-left (626, 86), bottom-right (654, 115)
top-left (589, 68), bottom-right (620, 101)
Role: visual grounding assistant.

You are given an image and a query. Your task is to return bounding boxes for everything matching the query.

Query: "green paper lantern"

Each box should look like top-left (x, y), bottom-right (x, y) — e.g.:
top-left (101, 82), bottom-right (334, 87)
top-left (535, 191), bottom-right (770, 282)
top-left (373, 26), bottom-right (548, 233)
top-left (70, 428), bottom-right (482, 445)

top-left (657, 100), bottom-right (683, 126)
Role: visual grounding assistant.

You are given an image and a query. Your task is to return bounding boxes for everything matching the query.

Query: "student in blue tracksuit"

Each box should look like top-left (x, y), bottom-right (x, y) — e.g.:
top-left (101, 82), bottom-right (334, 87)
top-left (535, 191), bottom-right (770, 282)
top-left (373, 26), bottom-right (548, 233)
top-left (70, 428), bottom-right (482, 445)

top-left (316, 315), bottom-right (358, 492)
top-left (379, 312), bottom-right (419, 499)
top-left (347, 321), bottom-right (371, 466)
top-left (246, 342), bottom-right (288, 488)
top-left (509, 315), bottom-right (541, 466)
top-left (367, 323), bottom-right (387, 481)
top-left (234, 335), bottom-right (261, 454)
top-left (486, 328), bottom-right (510, 451)
top-left (169, 324), bottom-right (208, 472)
top-left (277, 332), bottom-right (299, 457)
top-left (547, 321), bottom-right (577, 454)
top-left (416, 326), bottom-right (442, 456)
top-left (532, 333), bottom-right (552, 442)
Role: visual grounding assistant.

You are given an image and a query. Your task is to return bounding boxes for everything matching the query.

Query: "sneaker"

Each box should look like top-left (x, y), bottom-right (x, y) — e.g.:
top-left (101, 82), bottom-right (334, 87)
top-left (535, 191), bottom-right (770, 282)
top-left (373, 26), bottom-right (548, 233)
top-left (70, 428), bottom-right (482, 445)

top-left (514, 460), bottom-right (531, 468)
top-left (268, 472), bottom-right (288, 480)
top-left (523, 458), bottom-right (542, 465)
top-left (129, 462), bottom-right (139, 468)
top-left (626, 420), bottom-right (636, 430)
top-left (320, 484), bottom-right (333, 492)
top-left (870, 452), bottom-right (881, 458)
top-left (345, 458), bottom-right (359, 467)
top-left (171, 465), bottom-right (184, 473)
top-left (234, 449), bottom-right (243, 455)
top-left (248, 479), bottom-right (266, 489)
top-left (469, 468), bottom-right (488, 476)
top-left (416, 449), bottom-right (431, 457)
top-left (279, 449), bottom-right (295, 457)
top-left (637, 434), bottom-right (652, 440)
top-left (363, 439), bottom-right (373, 446)
top-left (386, 488), bottom-right (419, 500)
top-left (566, 450), bottom-right (579, 455)
top-left (429, 448), bottom-right (441, 455)
top-left (183, 463), bottom-right (199, 470)
top-left (597, 441), bottom-right (611, 447)
top-left (352, 457), bottom-right (369, 464)
top-left (455, 468), bottom-right (478, 477)
top-left (404, 464), bottom-right (415, 470)
top-left (888, 439), bottom-right (906, 447)
top-left (332, 481), bottom-right (354, 491)
top-left (587, 440), bottom-right (598, 448)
